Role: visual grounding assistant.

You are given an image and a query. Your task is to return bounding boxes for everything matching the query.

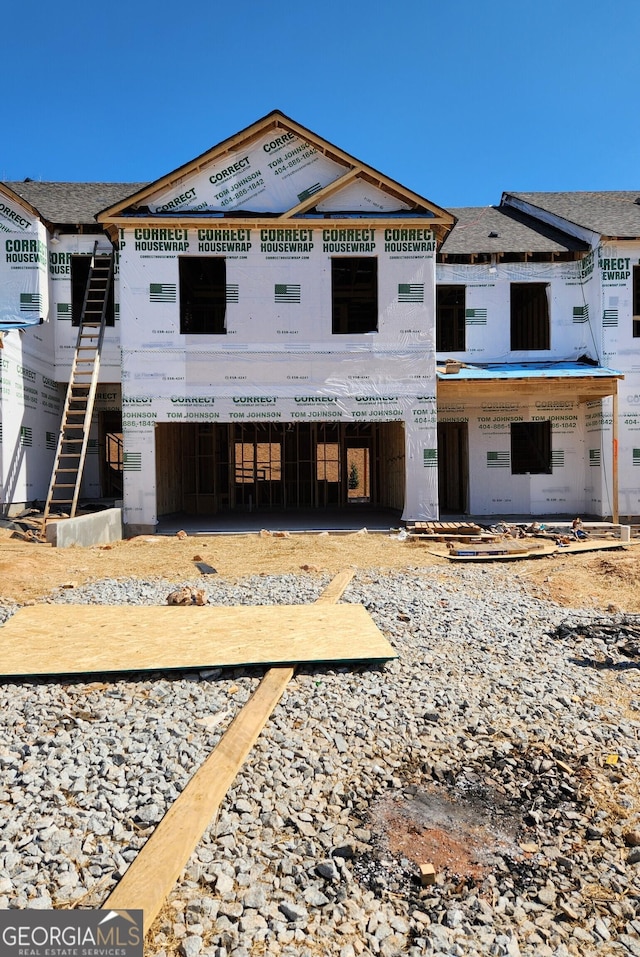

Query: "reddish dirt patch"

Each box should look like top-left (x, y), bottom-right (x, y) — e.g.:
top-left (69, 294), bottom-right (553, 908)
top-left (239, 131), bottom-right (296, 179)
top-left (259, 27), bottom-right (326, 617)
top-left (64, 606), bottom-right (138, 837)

top-left (380, 803), bottom-right (487, 882)
top-left (370, 789), bottom-right (520, 884)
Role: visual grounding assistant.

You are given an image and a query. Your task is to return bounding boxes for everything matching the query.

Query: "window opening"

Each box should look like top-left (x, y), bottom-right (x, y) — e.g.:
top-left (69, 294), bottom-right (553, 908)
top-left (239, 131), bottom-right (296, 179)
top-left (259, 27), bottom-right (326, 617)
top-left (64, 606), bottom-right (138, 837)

top-left (179, 257), bottom-right (226, 334)
top-left (71, 255), bottom-right (115, 326)
top-left (510, 283), bottom-right (550, 350)
top-left (511, 421), bottom-right (552, 474)
top-left (331, 258), bottom-right (378, 334)
top-left (436, 285), bottom-right (466, 352)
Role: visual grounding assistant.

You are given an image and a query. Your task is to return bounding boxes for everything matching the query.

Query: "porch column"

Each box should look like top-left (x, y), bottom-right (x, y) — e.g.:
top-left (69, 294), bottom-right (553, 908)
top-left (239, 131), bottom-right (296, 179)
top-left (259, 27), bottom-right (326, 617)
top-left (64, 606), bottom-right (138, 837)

top-left (612, 386), bottom-right (619, 524)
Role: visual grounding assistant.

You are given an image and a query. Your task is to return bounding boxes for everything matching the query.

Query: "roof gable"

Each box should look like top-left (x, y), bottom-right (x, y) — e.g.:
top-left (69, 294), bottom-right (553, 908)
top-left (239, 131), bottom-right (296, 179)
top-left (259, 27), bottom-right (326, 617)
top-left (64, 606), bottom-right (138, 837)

top-left (98, 111), bottom-right (454, 235)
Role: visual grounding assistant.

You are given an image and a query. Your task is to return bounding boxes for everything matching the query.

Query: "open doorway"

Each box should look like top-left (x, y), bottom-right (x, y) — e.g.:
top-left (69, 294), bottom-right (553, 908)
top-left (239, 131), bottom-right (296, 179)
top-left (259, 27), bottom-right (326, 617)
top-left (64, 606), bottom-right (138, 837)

top-left (99, 412), bottom-right (123, 498)
top-left (437, 421), bottom-right (468, 514)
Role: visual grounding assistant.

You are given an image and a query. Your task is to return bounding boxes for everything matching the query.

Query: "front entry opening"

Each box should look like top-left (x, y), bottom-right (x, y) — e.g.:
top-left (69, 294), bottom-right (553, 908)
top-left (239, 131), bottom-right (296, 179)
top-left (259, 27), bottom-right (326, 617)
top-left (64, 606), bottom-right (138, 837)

top-left (437, 421), bottom-right (468, 514)
top-left (155, 421), bottom-right (403, 516)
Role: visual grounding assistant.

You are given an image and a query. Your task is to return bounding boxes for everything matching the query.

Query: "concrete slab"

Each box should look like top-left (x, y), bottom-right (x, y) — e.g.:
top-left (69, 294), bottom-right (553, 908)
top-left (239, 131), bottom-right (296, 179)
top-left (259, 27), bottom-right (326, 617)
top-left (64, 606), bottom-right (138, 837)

top-left (45, 508), bottom-right (123, 548)
top-left (155, 506), bottom-right (403, 536)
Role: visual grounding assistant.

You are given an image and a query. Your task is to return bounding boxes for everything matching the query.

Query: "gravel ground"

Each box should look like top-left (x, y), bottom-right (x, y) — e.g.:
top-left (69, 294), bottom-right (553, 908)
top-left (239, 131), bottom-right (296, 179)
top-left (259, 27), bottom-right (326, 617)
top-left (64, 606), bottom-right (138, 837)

top-left (1, 567), bottom-right (639, 957)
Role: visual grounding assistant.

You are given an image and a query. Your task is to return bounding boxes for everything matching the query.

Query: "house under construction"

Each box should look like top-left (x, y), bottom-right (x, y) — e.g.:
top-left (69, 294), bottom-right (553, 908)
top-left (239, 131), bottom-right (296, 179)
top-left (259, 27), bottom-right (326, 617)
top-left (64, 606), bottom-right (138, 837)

top-left (1, 111), bottom-right (638, 534)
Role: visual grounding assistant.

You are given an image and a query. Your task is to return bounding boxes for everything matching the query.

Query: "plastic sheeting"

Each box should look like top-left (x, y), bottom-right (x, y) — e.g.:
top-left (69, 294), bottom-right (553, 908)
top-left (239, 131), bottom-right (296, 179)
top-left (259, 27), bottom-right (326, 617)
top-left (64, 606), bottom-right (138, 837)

top-left (0, 196), bottom-right (48, 330)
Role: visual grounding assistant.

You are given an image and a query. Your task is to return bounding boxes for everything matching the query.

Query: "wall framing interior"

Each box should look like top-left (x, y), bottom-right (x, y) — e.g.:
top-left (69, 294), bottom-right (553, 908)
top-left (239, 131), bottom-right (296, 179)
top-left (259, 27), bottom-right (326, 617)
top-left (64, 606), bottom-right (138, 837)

top-left (155, 421), bottom-right (405, 516)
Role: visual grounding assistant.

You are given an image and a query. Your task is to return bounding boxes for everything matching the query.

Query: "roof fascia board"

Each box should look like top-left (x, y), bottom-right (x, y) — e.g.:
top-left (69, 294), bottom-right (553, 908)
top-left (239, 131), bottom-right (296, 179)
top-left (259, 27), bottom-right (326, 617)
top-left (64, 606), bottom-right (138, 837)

top-left (106, 214), bottom-right (453, 230)
top-left (501, 193), bottom-right (600, 247)
top-left (437, 373), bottom-right (622, 401)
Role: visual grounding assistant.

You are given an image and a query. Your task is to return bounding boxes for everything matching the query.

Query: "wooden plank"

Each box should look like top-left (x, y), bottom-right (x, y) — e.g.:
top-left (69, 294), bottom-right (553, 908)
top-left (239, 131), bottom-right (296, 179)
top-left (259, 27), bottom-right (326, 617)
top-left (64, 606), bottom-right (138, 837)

top-left (0, 603), bottom-right (395, 678)
top-left (104, 664), bottom-right (294, 933)
top-left (103, 570), bottom-right (358, 936)
top-left (447, 547), bottom-right (558, 562)
top-left (556, 539), bottom-right (629, 555)
top-left (313, 567), bottom-right (357, 604)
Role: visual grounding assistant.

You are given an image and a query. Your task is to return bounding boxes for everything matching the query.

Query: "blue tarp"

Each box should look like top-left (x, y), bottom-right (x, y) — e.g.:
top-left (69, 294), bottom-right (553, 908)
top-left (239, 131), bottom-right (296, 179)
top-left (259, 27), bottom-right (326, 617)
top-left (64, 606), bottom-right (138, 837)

top-left (0, 316), bottom-right (43, 330)
top-left (436, 360), bottom-right (622, 380)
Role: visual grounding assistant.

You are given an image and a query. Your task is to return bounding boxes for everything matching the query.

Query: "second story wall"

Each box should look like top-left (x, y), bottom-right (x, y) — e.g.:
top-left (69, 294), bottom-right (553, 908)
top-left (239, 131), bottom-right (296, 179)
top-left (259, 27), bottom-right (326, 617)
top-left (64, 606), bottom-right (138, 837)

top-left (435, 255), bottom-right (601, 364)
top-left (118, 222), bottom-right (438, 401)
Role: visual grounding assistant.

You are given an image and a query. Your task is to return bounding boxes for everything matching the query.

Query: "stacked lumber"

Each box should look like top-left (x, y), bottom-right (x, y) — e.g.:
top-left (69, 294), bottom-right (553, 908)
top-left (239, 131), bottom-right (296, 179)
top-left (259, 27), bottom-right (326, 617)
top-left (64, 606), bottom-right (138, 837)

top-left (406, 521), bottom-right (496, 543)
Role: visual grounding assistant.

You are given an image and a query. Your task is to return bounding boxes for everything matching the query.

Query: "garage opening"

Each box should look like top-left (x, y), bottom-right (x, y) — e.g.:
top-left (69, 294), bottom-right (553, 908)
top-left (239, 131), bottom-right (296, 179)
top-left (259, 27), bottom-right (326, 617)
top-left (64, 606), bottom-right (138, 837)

top-left (155, 421), bottom-right (405, 517)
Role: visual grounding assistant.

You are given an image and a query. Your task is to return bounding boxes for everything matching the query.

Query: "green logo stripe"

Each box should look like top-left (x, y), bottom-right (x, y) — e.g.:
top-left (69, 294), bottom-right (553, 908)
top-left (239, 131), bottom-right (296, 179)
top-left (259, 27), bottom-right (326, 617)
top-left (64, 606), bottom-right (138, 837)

top-left (124, 452), bottom-right (143, 472)
top-left (149, 283), bottom-right (177, 303)
top-left (398, 283), bottom-right (424, 303)
top-left (274, 284), bottom-right (301, 303)
top-left (297, 184), bottom-right (322, 203)
top-left (20, 294), bottom-right (41, 312)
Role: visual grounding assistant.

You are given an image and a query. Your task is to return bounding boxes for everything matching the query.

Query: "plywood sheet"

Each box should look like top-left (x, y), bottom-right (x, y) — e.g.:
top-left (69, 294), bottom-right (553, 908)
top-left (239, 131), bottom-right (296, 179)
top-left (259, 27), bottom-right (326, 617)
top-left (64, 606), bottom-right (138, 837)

top-left (0, 604), bottom-right (396, 677)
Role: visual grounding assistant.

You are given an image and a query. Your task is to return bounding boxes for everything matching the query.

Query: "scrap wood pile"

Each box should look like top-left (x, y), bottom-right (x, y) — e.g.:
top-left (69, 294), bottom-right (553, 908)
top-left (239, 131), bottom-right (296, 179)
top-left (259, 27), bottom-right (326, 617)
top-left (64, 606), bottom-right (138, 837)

top-left (405, 517), bottom-right (624, 560)
top-left (406, 521), bottom-right (495, 542)
top-left (406, 520), bottom-right (550, 558)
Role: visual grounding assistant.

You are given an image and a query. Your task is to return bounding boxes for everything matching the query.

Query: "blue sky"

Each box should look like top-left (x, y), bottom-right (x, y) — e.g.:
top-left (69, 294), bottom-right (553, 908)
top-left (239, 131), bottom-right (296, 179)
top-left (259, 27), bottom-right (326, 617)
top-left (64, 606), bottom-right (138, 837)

top-left (3, 0), bottom-right (639, 208)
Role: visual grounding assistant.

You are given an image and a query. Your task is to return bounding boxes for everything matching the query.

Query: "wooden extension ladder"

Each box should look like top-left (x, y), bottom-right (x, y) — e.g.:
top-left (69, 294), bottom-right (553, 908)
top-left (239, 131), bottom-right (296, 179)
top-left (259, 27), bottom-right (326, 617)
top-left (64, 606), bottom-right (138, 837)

top-left (42, 245), bottom-right (113, 530)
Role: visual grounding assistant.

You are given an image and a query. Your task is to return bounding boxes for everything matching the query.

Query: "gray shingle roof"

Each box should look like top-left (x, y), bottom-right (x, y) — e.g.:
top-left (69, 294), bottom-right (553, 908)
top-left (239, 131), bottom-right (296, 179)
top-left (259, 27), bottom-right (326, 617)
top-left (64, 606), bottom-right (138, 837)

top-left (2, 182), bottom-right (148, 225)
top-left (505, 191), bottom-right (640, 238)
top-left (440, 205), bottom-right (588, 255)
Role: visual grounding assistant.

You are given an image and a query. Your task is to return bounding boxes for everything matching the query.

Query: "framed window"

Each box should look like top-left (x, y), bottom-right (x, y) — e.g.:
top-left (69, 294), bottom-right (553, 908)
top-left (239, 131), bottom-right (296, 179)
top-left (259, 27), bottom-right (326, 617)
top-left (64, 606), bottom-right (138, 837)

top-left (71, 255), bottom-right (115, 327)
top-left (510, 282), bottom-right (550, 350)
top-left (436, 285), bottom-right (465, 352)
top-left (633, 265), bottom-right (640, 338)
top-left (511, 420), bottom-right (552, 474)
top-left (331, 258), bottom-right (378, 334)
top-left (179, 257), bottom-right (226, 335)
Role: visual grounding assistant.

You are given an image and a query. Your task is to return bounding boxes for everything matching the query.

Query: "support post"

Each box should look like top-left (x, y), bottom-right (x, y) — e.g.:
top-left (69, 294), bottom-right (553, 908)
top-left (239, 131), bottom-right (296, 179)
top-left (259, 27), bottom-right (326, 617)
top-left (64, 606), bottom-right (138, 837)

top-left (612, 386), bottom-right (619, 524)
